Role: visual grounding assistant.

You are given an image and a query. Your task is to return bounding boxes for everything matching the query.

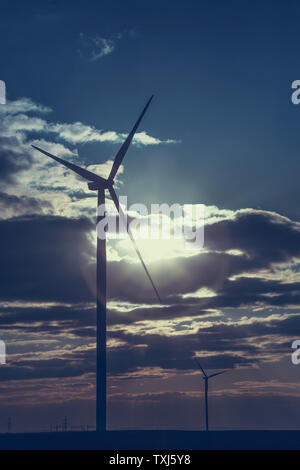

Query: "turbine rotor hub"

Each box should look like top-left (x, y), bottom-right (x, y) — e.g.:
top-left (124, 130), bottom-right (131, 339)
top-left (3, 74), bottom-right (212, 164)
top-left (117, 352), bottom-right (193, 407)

top-left (88, 181), bottom-right (109, 191)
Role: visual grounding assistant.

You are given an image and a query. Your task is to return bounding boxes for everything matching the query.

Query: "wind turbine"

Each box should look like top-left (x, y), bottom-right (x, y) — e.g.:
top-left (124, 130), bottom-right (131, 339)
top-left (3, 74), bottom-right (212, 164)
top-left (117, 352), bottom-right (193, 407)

top-left (32, 95), bottom-right (161, 433)
top-left (194, 358), bottom-right (227, 431)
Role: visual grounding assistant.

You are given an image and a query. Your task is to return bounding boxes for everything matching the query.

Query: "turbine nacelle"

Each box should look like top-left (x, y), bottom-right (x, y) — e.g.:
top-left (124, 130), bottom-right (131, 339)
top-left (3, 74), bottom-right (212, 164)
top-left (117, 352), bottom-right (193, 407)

top-left (88, 180), bottom-right (111, 191)
top-left (194, 357), bottom-right (227, 380)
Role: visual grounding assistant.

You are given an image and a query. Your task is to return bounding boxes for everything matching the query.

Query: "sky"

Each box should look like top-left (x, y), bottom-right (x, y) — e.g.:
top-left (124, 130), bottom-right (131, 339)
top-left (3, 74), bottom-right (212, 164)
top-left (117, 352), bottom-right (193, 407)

top-left (0, 0), bottom-right (300, 432)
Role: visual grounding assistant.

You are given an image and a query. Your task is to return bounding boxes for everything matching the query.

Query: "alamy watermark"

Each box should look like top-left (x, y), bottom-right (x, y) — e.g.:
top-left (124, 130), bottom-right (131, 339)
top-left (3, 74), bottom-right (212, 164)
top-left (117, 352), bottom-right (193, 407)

top-left (291, 340), bottom-right (300, 365)
top-left (97, 197), bottom-right (205, 249)
top-left (0, 80), bottom-right (6, 104)
top-left (0, 341), bottom-right (6, 364)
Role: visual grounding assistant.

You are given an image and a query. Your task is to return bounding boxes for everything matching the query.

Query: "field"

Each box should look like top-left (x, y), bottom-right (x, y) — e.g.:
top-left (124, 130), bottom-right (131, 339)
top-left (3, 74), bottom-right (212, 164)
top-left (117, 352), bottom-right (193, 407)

top-left (0, 430), bottom-right (299, 450)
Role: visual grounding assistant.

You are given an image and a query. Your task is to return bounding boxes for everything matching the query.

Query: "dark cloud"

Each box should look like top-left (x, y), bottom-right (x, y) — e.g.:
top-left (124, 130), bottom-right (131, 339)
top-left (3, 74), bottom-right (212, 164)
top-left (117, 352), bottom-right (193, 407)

top-left (0, 208), bottom-right (299, 312)
top-left (105, 312), bottom-right (300, 376)
top-left (0, 136), bottom-right (32, 183)
top-left (205, 211), bottom-right (299, 254)
top-left (1, 302), bottom-right (297, 379)
top-left (0, 191), bottom-right (52, 217)
top-left (0, 361), bottom-right (94, 382)
top-left (107, 211), bottom-right (300, 303)
top-left (0, 341), bottom-right (96, 383)
top-left (0, 215), bottom-right (94, 302)
top-left (0, 304), bottom-right (95, 328)
top-left (107, 327), bottom-right (261, 376)
top-left (0, 207), bottom-right (299, 409)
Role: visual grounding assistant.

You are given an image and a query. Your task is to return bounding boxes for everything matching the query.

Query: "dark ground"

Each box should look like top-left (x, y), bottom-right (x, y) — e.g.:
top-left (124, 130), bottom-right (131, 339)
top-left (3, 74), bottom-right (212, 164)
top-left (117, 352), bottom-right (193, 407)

top-left (0, 430), bottom-right (300, 450)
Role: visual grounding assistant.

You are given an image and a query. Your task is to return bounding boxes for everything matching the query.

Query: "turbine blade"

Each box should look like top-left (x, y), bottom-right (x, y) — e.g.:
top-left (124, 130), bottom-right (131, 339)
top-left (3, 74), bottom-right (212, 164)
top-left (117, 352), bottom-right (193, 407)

top-left (194, 358), bottom-right (207, 377)
top-left (31, 145), bottom-right (107, 185)
top-left (108, 185), bottom-right (162, 303)
top-left (108, 95), bottom-right (154, 183)
top-left (208, 371), bottom-right (227, 379)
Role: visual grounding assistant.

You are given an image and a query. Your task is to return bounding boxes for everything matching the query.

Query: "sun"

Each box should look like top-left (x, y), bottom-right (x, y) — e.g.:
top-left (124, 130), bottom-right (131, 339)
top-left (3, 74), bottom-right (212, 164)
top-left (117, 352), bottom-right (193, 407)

top-left (115, 237), bottom-right (188, 263)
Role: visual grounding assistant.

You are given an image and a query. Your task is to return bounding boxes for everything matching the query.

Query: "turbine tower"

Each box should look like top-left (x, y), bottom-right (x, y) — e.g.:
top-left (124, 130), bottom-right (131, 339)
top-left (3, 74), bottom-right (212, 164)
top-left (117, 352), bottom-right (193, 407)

top-left (194, 358), bottom-right (227, 431)
top-left (32, 95), bottom-right (161, 433)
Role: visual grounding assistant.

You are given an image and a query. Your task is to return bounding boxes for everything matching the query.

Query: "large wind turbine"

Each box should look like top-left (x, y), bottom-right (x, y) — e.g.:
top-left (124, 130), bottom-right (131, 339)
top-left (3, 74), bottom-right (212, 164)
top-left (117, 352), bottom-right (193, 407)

top-left (194, 358), bottom-right (227, 431)
top-left (32, 95), bottom-right (161, 433)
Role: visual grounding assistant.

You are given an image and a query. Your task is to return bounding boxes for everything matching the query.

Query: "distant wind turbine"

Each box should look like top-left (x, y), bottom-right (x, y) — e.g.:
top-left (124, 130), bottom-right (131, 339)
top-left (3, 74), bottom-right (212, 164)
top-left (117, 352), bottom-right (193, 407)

top-left (194, 358), bottom-right (227, 431)
top-left (32, 95), bottom-right (161, 432)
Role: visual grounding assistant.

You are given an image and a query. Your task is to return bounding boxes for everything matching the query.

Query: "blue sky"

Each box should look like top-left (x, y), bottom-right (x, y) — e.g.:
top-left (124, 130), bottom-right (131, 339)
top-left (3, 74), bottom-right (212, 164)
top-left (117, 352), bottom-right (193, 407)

top-left (1, 0), bottom-right (300, 216)
top-left (1, 0), bottom-right (300, 433)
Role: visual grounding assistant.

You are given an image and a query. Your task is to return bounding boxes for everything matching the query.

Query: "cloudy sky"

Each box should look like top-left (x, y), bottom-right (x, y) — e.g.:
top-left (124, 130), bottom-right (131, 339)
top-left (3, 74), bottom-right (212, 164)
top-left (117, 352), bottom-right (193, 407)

top-left (1, 0), bottom-right (300, 432)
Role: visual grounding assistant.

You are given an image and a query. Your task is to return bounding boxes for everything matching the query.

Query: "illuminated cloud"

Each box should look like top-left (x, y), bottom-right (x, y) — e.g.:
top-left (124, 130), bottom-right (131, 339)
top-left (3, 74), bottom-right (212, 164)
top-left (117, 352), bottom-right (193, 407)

top-left (47, 121), bottom-right (179, 146)
top-left (0, 97), bottom-right (51, 116)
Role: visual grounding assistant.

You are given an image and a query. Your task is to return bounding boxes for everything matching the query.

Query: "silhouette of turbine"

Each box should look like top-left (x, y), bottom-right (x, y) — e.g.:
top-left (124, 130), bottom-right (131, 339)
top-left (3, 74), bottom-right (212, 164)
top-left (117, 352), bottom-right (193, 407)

top-left (32, 96), bottom-right (161, 432)
top-left (194, 358), bottom-right (227, 431)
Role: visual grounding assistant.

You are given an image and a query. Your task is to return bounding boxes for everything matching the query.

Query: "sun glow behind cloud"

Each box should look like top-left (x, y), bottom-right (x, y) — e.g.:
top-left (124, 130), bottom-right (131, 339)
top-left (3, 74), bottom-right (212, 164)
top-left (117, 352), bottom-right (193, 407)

top-left (114, 238), bottom-right (188, 263)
